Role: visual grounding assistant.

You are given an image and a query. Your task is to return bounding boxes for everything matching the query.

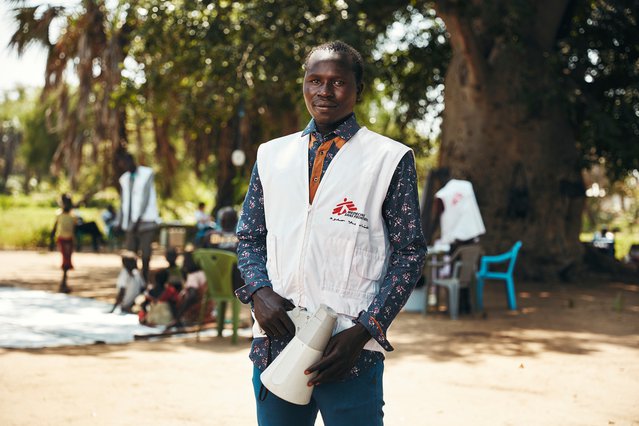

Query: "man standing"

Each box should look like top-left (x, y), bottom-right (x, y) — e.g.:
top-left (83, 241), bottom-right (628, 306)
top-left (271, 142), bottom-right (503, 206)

top-left (235, 41), bottom-right (426, 425)
top-left (116, 152), bottom-right (161, 282)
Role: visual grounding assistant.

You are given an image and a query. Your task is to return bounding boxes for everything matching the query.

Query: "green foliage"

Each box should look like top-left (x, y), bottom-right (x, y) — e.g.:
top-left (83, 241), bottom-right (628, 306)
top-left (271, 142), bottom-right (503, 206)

top-left (373, 5), bottom-right (450, 137)
top-left (30, 225), bottom-right (52, 249)
top-left (120, 0), bottom-right (438, 207)
top-left (557, 0), bottom-right (639, 180)
top-left (4, 0), bottom-right (636, 252)
top-left (20, 98), bottom-right (60, 180)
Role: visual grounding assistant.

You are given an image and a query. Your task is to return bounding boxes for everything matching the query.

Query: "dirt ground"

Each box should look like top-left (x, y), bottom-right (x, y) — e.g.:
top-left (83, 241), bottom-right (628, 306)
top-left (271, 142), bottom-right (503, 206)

top-left (0, 250), bottom-right (638, 426)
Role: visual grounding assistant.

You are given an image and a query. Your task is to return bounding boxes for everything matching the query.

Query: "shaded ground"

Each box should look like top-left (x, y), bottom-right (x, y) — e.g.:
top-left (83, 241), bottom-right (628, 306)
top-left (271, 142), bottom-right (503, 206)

top-left (0, 250), bottom-right (638, 425)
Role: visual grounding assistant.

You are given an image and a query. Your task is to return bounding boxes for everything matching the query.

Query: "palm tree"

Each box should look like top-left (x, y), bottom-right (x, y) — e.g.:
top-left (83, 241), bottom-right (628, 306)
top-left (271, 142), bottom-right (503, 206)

top-left (7, 0), bottom-right (128, 190)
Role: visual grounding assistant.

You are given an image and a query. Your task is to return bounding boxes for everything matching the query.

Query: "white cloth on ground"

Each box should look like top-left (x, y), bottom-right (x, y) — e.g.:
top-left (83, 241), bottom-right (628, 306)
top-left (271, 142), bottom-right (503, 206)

top-left (0, 287), bottom-right (162, 348)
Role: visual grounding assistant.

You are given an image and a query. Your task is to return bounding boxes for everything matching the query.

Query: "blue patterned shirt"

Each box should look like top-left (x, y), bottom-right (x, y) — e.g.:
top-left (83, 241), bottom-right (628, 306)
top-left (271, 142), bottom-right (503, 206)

top-left (235, 114), bottom-right (426, 378)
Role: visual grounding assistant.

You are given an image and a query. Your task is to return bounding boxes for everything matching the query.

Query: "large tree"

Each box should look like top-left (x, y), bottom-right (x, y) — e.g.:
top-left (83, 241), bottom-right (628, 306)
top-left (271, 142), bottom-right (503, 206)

top-left (391, 0), bottom-right (638, 279)
top-left (436, 0), bottom-right (586, 279)
top-left (8, 0), bottom-right (131, 190)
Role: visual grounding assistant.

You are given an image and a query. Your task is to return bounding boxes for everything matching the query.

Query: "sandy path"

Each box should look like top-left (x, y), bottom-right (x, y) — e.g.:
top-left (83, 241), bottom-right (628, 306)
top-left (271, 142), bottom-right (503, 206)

top-left (1, 250), bottom-right (638, 425)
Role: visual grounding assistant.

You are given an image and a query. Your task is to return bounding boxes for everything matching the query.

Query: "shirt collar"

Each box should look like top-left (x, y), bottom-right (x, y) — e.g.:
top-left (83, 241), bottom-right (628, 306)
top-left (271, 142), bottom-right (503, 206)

top-left (302, 113), bottom-right (360, 143)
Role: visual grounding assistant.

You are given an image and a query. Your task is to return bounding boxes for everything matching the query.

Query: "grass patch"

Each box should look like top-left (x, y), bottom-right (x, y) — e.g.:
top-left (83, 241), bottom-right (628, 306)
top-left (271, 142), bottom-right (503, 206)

top-left (0, 206), bottom-right (103, 249)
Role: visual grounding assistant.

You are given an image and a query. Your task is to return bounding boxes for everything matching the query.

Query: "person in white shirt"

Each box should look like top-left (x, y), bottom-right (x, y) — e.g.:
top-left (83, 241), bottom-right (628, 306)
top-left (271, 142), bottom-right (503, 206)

top-left (195, 202), bottom-right (214, 230)
top-left (111, 251), bottom-right (145, 313)
top-left (115, 152), bottom-right (161, 282)
top-left (431, 177), bottom-right (486, 314)
top-left (433, 178), bottom-right (486, 247)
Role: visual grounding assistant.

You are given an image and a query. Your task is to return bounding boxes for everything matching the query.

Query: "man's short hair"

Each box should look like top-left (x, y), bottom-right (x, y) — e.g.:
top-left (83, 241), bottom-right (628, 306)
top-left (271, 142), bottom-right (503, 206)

top-left (304, 40), bottom-right (364, 86)
top-left (120, 251), bottom-right (138, 270)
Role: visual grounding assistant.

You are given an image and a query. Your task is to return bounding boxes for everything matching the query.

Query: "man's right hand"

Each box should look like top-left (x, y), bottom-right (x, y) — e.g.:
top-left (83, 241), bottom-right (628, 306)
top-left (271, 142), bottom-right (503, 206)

top-left (252, 287), bottom-right (295, 338)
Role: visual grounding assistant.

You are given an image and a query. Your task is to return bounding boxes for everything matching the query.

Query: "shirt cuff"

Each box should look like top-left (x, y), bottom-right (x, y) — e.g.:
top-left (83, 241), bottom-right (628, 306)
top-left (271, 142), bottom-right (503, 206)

top-left (356, 311), bottom-right (394, 352)
top-left (234, 280), bottom-right (272, 304)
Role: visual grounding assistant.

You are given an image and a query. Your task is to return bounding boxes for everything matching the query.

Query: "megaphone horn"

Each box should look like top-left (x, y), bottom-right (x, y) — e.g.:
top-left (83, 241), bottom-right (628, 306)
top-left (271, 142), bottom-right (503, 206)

top-left (260, 304), bottom-right (337, 405)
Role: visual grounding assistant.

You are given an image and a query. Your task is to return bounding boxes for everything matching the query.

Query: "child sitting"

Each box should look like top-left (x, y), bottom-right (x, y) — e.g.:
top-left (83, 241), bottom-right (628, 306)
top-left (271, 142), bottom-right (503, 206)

top-left (110, 251), bottom-right (145, 313)
top-left (165, 250), bottom-right (210, 330)
top-left (139, 248), bottom-right (183, 326)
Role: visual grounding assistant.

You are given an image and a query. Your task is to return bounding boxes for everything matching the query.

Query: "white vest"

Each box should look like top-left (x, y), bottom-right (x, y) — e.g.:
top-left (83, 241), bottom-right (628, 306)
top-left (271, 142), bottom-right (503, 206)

top-left (256, 127), bottom-right (410, 352)
top-left (119, 166), bottom-right (161, 230)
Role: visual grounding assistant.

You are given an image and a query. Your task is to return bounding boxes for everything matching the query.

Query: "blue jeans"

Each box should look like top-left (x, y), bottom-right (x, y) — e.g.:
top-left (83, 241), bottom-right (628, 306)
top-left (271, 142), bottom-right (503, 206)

top-left (252, 360), bottom-right (385, 426)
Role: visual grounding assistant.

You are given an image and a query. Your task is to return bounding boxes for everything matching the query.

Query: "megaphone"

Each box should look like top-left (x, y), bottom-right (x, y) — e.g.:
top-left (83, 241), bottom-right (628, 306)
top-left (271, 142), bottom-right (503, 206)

top-left (260, 304), bottom-right (337, 405)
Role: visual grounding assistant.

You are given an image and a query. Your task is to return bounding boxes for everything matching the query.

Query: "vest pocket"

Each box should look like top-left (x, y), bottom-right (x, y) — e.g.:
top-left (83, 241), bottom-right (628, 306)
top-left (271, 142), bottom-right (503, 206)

top-left (320, 237), bottom-right (354, 292)
top-left (353, 248), bottom-right (385, 281)
top-left (266, 234), bottom-right (279, 280)
top-left (320, 241), bottom-right (382, 316)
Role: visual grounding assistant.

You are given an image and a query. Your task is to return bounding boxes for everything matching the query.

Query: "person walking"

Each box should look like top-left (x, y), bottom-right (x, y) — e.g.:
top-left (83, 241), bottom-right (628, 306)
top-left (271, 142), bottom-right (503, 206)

top-left (50, 195), bottom-right (77, 293)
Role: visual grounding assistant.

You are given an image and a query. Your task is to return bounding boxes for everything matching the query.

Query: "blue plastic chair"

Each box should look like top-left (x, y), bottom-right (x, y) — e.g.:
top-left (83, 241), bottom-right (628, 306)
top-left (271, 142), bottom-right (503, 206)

top-left (475, 241), bottom-right (522, 311)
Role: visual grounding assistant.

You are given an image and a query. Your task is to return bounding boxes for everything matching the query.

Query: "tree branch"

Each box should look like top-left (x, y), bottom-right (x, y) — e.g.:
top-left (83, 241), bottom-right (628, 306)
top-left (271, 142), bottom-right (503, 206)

top-left (435, 1), bottom-right (487, 86)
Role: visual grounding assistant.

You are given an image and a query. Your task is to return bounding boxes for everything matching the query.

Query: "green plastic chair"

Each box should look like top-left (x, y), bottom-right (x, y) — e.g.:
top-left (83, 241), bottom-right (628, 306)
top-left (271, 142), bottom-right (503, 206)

top-left (193, 248), bottom-right (240, 344)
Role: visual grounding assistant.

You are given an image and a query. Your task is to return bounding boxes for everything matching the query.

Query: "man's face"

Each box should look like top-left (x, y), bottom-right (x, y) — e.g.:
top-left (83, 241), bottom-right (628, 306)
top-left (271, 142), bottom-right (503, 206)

top-left (122, 257), bottom-right (137, 273)
top-left (303, 50), bottom-right (362, 130)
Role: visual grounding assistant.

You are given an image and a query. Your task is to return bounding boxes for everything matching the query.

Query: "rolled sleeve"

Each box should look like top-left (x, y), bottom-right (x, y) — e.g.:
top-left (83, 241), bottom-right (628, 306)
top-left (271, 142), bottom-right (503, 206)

top-left (357, 310), bottom-right (394, 351)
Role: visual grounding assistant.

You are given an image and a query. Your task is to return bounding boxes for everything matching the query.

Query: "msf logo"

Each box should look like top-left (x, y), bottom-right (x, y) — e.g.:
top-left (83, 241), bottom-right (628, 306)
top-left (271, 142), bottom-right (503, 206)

top-left (332, 198), bottom-right (358, 215)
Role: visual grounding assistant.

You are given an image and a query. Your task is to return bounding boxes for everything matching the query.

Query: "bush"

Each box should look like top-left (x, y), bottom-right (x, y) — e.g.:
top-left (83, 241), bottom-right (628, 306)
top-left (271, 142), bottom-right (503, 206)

top-left (31, 225), bottom-right (52, 249)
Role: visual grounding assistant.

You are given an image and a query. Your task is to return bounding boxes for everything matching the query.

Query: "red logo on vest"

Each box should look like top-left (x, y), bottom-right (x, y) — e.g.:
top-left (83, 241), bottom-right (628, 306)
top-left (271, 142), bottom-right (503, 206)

top-left (332, 198), bottom-right (358, 215)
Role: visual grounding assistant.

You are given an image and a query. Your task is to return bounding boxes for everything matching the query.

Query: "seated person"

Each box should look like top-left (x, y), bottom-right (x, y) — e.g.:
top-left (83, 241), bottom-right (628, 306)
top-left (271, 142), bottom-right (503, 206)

top-left (111, 251), bottom-right (145, 313)
top-left (592, 228), bottom-right (616, 258)
top-left (203, 206), bottom-right (239, 251)
top-left (430, 178), bottom-right (486, 314)
top-left (101, 204), bottom-right (118, 242)
top-left (202, 207), bottom-right (244, 292)
top-left (165, 250), bottom-right (213, 330)
top-left (194, 202), bottom-right (215, 246)
top-left (59, 194), bottom-right (106, 252)
top-left (139, 248), bottom-right (183, 325)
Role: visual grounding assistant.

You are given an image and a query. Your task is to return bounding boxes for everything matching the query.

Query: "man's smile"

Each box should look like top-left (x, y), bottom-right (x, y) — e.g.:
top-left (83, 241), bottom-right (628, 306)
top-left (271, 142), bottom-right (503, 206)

top-left (314, 103), bottom-right (337, 110)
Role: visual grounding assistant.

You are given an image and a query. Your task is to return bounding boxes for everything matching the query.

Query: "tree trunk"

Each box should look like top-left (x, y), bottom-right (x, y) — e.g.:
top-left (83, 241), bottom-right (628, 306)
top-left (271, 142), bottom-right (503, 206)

top-left (152, 117), bottom-right (177, 197)
top-left (214, 121), bottom-right (237, 211)
top-left (0, 127), bottom-right (20, 194)
top-left (437, 4), bottom-right (585, 280)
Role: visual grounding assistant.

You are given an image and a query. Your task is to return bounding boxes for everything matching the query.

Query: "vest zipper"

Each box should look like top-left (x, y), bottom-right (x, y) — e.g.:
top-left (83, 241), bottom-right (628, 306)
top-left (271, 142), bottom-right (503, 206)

top-left (297, 205), bottom-right (314, 307)
top-left (297, 136), bottom-right (354, 306)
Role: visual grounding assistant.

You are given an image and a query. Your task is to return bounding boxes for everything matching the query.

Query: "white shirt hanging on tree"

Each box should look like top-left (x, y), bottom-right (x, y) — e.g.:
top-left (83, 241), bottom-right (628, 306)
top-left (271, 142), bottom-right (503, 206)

top-left (435, 179), bottom-right (486, 246)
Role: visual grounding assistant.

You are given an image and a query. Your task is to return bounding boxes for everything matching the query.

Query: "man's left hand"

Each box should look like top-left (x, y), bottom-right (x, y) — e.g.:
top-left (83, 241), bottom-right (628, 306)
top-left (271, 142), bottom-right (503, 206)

top-left (304, 323), bottom-right (371, 386)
